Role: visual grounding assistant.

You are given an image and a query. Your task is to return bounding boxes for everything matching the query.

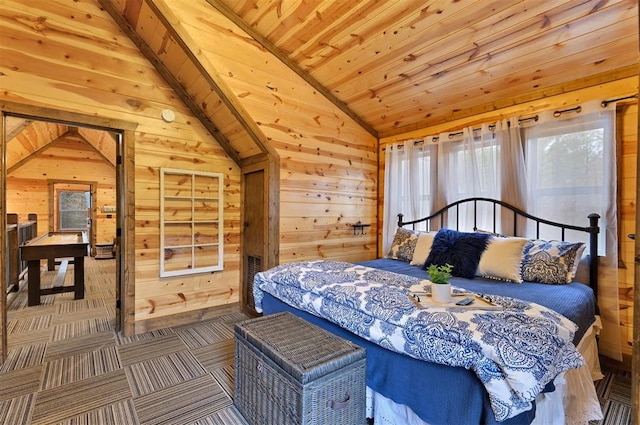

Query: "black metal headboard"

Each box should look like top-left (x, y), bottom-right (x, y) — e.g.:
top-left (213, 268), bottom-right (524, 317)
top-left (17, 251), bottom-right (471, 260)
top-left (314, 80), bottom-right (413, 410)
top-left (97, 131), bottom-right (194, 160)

top-left (397, 197), bottom-right (600, 297)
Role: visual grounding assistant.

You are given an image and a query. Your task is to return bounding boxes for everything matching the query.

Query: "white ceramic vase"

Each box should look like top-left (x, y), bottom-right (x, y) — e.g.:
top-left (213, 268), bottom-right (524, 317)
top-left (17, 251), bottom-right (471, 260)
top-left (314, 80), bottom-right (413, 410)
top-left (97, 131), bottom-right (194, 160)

top-left (431, 283), bottom-right (451, 303)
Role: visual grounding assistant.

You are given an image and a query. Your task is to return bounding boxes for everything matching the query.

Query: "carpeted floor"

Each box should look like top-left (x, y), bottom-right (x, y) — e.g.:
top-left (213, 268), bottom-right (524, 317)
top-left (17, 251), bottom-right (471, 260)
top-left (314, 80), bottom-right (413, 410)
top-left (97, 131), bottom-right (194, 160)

top-left (591, 367), bottom-right (633, 425)
top-left (1, 257), bottom-right (249, 424)
top-left (0, 257), bottom-right (633, 424)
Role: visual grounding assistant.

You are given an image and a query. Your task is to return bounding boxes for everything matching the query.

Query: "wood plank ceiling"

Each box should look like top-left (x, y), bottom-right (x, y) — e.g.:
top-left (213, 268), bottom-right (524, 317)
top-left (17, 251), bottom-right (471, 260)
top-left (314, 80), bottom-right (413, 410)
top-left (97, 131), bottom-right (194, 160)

top-left (100, 0), bottom-right (639, 156)
top-left (6, 119), bottom-right (117, 173)
top-left (215, 0), bottom-right (639, 138)
top-left (98, 0), bottom-right (277, 163)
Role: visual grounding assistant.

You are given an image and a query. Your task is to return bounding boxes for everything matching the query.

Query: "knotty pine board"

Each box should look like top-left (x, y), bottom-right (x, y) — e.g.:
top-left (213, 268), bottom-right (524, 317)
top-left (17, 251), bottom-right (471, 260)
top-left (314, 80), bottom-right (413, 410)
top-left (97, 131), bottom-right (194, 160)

top-left (619, 102), bottom-right (637, 357)
top-left (1, 0), bottom-right (243, 326)
top-left (167, 0), bottom-right (379, 268)
top-left (338, 4), bottom-right (635, 107)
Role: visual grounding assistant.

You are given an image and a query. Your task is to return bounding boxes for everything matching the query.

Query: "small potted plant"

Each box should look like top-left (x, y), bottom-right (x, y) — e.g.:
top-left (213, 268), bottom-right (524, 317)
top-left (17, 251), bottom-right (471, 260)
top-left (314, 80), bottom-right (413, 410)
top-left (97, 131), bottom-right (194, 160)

top-left (427, 263), bottom-right (453, 303)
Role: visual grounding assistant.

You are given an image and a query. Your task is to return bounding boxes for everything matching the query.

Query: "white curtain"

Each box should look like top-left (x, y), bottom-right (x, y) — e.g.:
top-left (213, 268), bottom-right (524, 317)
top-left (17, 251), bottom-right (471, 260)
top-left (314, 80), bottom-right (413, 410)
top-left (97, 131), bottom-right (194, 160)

top-left (437, 124), bottom-right (499, 199)
top-left (523, 100), bottom-right (621, 360)
top-left (382, 141), bottom-right (436, 252)
top-left (382, 101), bottom-right (621, 359)
top-left (496, 117), bottom-right (528, 208)
top-left (496, 117), bottom-right (529, 234)
top-left (436, 120), bottom-right (525, 232)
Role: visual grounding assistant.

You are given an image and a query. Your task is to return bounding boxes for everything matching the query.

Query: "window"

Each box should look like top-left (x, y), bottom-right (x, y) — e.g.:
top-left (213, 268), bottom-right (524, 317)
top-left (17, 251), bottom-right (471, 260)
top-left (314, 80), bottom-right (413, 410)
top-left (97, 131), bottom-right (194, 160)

top-left (384, 108), bottom-right (616, 256)
top-left (383, 142), bottom-right (435, 247)
top-left (160, 168), bottom-right (224, 277)
top-left (397, 145), bottom-right (433, 220)
top-left (523, 110), bottom-right (614, 253)
top-left (437, 128), bottom-right (504, 231)
top-left (443, 138), bottom-right (499, 199)
top-left (59, 190), bottom-right (90, 230)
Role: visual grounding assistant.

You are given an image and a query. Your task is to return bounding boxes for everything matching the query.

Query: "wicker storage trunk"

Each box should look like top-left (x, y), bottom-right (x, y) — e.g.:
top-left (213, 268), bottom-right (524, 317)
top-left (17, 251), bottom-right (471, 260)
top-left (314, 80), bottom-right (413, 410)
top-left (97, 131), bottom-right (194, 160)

top-left (234, 312), bottom-right (366, 425)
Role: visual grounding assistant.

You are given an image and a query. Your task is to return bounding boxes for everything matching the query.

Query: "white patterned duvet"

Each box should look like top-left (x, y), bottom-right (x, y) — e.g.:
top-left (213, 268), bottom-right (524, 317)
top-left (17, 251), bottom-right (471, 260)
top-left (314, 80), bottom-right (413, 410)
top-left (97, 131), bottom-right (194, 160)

top-left (254, 259), bottom-right (585, 422)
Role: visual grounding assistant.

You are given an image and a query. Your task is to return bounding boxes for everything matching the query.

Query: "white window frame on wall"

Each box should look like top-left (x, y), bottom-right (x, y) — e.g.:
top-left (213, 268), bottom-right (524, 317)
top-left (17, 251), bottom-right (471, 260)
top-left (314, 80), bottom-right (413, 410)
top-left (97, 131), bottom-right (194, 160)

top-left (160, 168), bottom-right (224, 277)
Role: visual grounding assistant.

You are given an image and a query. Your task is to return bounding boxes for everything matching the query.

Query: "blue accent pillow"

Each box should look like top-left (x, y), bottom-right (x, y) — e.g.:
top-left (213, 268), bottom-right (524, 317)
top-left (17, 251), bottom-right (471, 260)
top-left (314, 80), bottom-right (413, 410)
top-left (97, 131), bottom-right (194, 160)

top-left (425, 229), bottom-right (490, 278)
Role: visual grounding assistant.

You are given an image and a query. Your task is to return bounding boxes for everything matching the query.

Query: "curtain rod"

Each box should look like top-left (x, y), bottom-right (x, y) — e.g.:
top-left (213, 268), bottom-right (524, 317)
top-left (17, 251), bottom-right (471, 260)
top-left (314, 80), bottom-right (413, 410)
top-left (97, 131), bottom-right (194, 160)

top-left (443, 115), bottom-right (539, 141)
top-left (384, 115), bottom-right (538, 149)
top-left (601, 93), bottom-right (638, 108)
top-left (384, 93), bottom-right (638, 150)
top-left (553, 105), bottom-right (581, 117)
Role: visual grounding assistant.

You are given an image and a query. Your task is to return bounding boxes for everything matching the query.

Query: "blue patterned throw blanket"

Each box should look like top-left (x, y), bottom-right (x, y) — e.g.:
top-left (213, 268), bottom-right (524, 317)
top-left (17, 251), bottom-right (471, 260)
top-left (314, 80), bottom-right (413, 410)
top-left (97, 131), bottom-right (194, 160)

top-left (253, 260), bottom-right (584, 421)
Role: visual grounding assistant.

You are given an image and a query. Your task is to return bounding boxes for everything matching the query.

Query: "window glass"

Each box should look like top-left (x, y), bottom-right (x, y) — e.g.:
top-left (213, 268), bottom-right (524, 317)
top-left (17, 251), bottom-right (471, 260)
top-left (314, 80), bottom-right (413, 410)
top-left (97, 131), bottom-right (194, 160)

top-left (524, 116), bottom-right (612, 252)
top-left (59, 191), bottom-right (89, 230)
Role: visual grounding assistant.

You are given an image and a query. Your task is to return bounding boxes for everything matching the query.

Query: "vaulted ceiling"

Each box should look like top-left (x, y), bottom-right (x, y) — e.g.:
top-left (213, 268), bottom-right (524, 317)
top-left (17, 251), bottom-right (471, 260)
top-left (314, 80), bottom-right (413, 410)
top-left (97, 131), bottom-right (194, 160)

top-left (13, 0), bottom-right (636, 164)
top-left (101, 0), bottom-right (637, 158)
top-left (6, 118), bottom-right (117, 173)
top-left (217, 0), bottom-right (638, 137)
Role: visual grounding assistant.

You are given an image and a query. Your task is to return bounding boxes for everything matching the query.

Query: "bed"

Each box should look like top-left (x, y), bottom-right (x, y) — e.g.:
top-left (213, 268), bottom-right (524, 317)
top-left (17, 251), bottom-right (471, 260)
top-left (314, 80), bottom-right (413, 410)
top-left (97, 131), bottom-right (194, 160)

top-left (253, 198), bottom-right (604, 424)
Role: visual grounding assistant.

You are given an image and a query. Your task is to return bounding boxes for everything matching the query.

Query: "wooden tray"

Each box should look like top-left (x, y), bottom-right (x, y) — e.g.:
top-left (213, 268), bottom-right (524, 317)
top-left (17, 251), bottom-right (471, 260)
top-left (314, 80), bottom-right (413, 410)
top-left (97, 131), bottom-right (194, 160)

top-left (409, 293), bottom-right (503, 310)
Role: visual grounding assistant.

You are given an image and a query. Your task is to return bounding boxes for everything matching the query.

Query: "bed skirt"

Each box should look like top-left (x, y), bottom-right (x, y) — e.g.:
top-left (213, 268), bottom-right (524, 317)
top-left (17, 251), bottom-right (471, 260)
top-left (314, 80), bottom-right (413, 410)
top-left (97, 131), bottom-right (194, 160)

top-left (367, 317), bottom-right (604, 425)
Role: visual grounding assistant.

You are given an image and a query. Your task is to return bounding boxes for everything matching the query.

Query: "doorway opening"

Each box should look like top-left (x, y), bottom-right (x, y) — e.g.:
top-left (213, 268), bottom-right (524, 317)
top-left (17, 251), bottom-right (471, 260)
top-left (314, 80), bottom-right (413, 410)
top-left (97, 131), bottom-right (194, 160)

top-left (1, 104), bottom-right (136, 363)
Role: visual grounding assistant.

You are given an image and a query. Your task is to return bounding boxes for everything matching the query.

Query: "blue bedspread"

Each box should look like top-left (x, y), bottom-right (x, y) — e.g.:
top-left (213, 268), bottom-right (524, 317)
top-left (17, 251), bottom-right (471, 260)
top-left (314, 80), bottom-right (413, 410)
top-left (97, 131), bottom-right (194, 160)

top-left (254, 259), bottom-right (589, 423)
top-left (263, 293), bottom-right (532, 424)
top-left (359, 258), bottom-right (597, 344)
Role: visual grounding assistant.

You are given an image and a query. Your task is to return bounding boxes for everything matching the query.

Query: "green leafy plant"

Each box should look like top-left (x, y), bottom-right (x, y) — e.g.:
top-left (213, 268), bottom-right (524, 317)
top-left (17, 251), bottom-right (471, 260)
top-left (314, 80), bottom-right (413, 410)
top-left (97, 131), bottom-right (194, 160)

top-left (427, 263), bottom-right (453, 284)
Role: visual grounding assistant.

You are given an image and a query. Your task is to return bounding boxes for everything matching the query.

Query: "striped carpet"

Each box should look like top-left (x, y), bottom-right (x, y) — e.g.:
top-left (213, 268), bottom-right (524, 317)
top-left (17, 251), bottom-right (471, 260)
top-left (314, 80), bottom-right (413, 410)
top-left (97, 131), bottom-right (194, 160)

top-left (1, 257), bottom-right (249, 425)
top-left (0, 257), bottom-right (633, 424)
top-left (591, 368), bottom-right (633, 425)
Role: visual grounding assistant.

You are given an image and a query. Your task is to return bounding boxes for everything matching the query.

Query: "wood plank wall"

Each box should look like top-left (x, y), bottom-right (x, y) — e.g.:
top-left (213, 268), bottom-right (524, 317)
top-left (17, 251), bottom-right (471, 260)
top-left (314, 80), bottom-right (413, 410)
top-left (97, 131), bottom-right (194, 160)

top-left (7, 138), bottom-right (116, 244)
top-left (620, 100), bottom-right (637, 360)
top-left (169, 0), bottom-right (379, 265)
top-left (380, 77), bottom-right (638, 359)
top-left (1, 0), bottom-right (379, 333)
top-left (0, 0), bottom-right (241, 331)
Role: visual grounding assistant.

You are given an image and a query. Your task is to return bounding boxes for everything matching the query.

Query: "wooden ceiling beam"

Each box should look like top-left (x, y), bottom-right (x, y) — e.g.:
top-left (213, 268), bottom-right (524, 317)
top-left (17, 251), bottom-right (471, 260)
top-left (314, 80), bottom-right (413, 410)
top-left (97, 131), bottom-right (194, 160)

top-left (5, 119), bottom-right (33, 142)
top-left (77, 131), bottom-right (117, 169)
top-left (8, 131), bottom-right (69, 174)
top-left (77, 127), bottom-right (118, 165)
top-left (204, 0), bottom-right (379, 139)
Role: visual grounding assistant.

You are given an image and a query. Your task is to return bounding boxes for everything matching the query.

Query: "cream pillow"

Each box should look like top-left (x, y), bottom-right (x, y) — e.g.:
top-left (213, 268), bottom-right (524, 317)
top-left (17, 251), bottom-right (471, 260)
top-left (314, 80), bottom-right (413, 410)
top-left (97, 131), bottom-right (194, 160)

top-left (410, 231), bottom-right (436, 267)
top-left (476, 236), bottom-right (528, 283)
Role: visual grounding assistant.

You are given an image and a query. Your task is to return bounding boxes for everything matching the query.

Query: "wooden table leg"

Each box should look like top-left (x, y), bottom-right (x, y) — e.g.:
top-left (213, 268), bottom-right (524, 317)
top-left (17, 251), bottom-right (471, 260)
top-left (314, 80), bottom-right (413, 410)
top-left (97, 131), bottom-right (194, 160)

top-left (47, 258), bottom-right (55, 271)
top-left (74, 256), bottom-right (85, 300)
top-left (27, 260), bottom-right (41, 306)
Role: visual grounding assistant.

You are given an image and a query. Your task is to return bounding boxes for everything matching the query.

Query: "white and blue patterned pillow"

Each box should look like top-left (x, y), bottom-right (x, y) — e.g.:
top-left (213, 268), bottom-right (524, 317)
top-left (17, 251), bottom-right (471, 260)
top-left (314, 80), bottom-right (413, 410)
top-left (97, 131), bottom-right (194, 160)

top-left (386, 228), bottom-right (420, 262)
top-left (521, 239), bottom-right (585, 284)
